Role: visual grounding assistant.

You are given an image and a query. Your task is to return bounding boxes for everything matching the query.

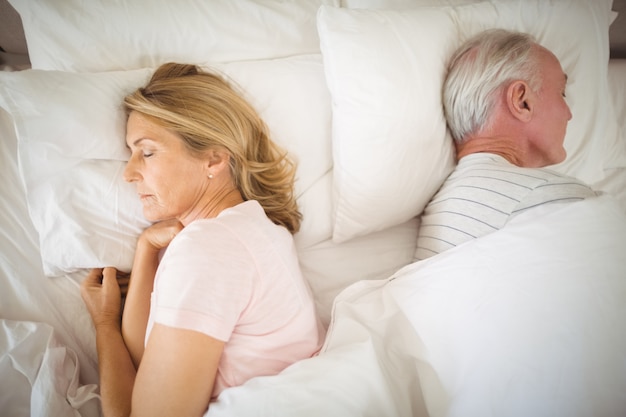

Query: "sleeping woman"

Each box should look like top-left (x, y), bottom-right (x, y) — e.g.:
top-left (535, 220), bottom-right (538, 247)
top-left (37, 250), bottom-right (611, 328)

top-left (80, 62), bottom-right (324, 417)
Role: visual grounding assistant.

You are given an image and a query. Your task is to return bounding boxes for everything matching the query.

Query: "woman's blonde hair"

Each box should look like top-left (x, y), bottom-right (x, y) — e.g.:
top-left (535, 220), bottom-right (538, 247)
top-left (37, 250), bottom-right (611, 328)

top-left (124, 63), bottom-right (301, 233)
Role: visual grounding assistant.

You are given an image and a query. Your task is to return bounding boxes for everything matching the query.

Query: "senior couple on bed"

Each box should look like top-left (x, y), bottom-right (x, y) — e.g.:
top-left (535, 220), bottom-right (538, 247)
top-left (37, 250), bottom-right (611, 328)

top-left (79, 28), bottom-right (596, 417)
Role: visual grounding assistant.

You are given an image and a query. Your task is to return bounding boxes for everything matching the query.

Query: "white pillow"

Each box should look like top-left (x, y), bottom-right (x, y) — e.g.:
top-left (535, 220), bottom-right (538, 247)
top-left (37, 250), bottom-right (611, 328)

top-left (318, 6), bottom-right (457, 243)
top-left (0, 68), bottom-right (152, 276)
top-left (318, 0), bottom-right (621, 243)
top-left (8, 0), bottom-right (339, 72)
top-left (0, 55), bottom-right (333, 276)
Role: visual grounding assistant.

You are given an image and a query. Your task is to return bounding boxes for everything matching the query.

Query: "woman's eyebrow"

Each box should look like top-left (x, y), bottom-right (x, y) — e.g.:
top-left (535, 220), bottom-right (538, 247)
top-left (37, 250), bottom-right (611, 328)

top-left (126, 137), bottom-right (149, 149)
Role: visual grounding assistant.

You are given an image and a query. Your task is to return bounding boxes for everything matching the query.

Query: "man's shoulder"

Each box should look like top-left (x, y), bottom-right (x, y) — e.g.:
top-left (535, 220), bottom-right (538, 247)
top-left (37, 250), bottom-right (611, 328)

top-left (455, 153), bottom-right (591, 187)
top-left (450, 153), bottom-right (543, 185)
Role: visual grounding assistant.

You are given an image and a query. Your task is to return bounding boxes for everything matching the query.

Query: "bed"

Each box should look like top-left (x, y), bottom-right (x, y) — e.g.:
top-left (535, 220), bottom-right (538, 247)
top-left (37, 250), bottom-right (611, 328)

top-left (0, 0), bottom-right (625, 416)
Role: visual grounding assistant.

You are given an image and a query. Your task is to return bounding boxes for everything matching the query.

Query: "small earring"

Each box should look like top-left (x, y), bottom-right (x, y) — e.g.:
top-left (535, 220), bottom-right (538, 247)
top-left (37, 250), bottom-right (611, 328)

top-left (208, 173), bottom-right (214, 179)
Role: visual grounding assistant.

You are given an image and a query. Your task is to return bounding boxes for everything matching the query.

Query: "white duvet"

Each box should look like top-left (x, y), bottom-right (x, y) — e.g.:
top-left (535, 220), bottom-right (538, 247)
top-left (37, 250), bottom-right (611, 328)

top-left (1, 194), bottom-right (624, 417)
top-left (209, 194), bottom-right (626, 417)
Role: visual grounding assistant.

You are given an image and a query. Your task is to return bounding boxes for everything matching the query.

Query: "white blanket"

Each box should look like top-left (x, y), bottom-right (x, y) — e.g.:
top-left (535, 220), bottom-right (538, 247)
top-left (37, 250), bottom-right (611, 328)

top-left (2, 195), bottom-right (624, 416)
top-left (208, 194), bottom-right (626, 417)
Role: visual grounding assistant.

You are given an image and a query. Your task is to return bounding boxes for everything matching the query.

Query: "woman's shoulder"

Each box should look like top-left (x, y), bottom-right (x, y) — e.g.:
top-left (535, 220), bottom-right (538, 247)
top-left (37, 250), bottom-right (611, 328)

top-left (184, 200), bottom-right (265, 232)
top-left (219, 200), bottom-right (266, 221)
top-left (162, 200), bottom-right (297, 278)
top-left (182, 200), bottom-right (291, 247)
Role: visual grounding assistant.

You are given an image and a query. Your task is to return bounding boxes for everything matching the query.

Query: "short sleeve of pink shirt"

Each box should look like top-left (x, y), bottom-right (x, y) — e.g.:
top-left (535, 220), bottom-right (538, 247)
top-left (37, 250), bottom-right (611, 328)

top-left (145, 200), bottom-right (322, 396)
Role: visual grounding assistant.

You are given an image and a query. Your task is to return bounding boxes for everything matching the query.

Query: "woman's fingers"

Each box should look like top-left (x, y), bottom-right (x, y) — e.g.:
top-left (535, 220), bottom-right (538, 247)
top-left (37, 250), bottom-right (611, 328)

top-left (102, 267), bottom-right (121, 295)
top-left (114, 269), bottom-right (131, 296)
top-left (82, 268), bottom-right (103, 286)
top-left (81, 267), bottom-right (123, 327)
top-left (141, 218), bottom-right (184, 250)
top-left (81, 267), bottom-right (130, 300)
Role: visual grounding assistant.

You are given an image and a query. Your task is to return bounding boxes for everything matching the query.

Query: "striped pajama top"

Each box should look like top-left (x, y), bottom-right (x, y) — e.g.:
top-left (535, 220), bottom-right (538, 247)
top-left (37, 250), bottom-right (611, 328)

top-left (415, 153), bottom-right (597, 261)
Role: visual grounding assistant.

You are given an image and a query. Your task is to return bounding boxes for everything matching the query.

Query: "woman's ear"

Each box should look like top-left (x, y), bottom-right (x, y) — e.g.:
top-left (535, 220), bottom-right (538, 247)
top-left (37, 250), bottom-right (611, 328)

top-left (204, 148), bottom-right (231, 178)
top-left (506, 80), bottom-right (533, 123)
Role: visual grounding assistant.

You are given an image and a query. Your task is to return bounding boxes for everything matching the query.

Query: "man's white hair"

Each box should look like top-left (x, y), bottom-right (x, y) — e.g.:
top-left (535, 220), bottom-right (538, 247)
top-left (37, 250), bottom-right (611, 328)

top-left (443, 29), bottom-right (543, 143)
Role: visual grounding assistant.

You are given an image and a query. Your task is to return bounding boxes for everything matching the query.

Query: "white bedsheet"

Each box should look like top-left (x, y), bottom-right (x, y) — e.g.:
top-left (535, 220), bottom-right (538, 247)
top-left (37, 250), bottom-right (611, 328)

top-left (208, 194), bottom-right (626, 417)
top-left (0, 106), bottom-right (101, 416)
top-left (0, 107), bottom-right (99, 379)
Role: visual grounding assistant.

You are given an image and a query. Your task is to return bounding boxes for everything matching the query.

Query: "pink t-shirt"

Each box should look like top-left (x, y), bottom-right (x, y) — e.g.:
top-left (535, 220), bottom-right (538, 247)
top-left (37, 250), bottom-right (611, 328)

top-left (145, 200), bottom-right (323, 397)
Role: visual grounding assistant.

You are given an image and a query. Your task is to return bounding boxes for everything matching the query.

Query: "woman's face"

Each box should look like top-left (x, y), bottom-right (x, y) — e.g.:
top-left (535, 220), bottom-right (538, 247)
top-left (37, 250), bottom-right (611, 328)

top-left (124, 111), bottom-right (211, 223)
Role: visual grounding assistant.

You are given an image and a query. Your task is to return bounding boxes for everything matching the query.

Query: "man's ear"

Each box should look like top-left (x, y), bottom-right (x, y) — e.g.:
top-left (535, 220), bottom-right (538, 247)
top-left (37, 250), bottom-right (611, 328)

top-left (506, 80), bottom-right (533, 123)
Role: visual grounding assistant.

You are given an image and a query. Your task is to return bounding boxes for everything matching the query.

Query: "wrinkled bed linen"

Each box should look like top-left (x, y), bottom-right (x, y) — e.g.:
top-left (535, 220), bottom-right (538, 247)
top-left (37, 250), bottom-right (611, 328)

top-left (0, 320), bottom-right (100, 417)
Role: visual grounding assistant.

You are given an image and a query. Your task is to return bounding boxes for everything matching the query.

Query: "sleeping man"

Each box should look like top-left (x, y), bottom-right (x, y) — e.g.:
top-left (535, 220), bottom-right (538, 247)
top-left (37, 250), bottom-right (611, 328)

top-left (415, 28), bottom-right (597, 260)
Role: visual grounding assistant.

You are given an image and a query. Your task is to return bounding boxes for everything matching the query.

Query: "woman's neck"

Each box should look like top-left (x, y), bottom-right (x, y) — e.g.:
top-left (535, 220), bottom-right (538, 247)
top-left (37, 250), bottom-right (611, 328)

top-left (179, 185), bottom-right (244, 226)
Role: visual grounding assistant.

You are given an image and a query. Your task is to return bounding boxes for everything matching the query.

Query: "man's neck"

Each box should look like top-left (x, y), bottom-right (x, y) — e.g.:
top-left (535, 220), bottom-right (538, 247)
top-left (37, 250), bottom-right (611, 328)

top-left (455, 136), bottom-right (524, 166)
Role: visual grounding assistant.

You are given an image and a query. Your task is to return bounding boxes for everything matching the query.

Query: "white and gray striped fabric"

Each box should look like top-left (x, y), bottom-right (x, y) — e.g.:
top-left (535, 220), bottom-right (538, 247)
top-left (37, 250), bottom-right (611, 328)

top-left (415, 153), bottom-right (597, 261)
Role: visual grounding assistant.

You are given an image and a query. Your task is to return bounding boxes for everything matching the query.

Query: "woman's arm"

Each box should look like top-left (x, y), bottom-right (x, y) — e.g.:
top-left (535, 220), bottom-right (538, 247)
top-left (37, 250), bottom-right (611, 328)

top-left (81, 268), bottom-right (136, 417)
top-left (122, 219), bottom-right (184, 368)
top-left (82, 268), bottom-right (223, 417)
top-left (131, 323), bottom-right (224, 417)
top-left (122, 238), bottom-right (160, 369)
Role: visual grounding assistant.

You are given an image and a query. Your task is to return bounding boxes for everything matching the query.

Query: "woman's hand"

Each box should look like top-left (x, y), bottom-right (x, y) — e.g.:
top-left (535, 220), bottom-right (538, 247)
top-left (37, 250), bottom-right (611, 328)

top-left (140, 219), bottom-right (184, 251)
top-left (82, 267), bottom-right (137, 417)
top-left (81, 267), bottom-right (126, 328)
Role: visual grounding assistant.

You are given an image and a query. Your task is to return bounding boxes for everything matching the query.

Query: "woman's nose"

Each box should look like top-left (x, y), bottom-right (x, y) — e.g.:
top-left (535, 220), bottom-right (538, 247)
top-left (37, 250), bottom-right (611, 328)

top-left (123, 156), bottom-right (139, 183)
